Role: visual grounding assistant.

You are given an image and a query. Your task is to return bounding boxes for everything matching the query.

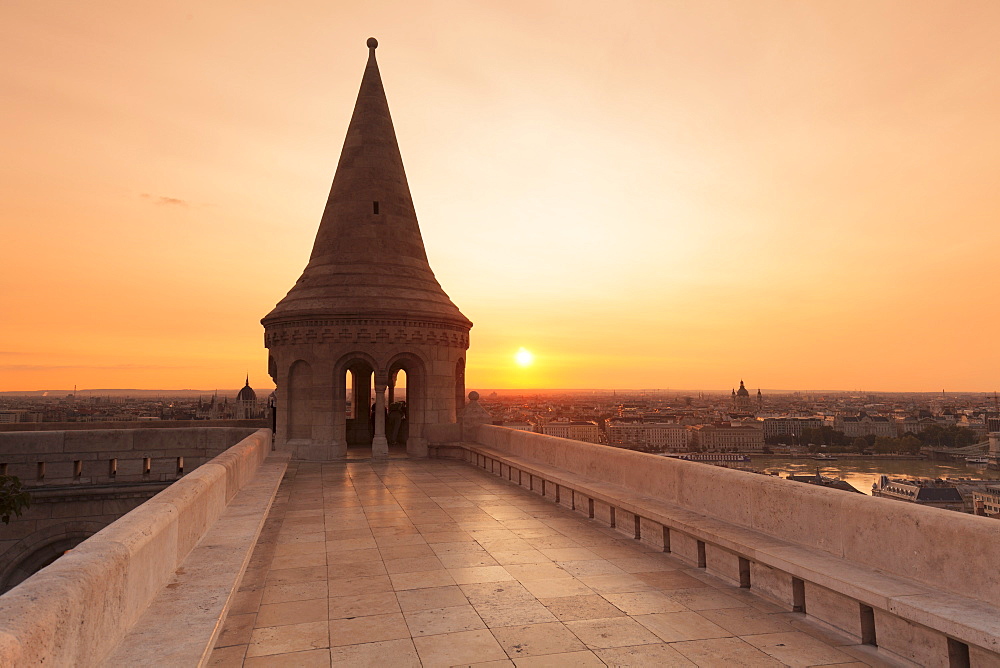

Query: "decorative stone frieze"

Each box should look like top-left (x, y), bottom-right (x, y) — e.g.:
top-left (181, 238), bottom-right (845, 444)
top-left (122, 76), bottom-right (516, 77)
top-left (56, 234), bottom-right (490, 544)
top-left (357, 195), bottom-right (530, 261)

top-left (263, 320), bottom-right (469, 349)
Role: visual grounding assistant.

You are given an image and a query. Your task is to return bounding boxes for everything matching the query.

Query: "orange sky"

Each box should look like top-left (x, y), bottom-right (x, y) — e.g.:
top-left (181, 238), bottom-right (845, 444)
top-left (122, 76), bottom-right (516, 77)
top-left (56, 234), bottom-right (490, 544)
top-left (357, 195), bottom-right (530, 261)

top-left (2, 1), bottom-right (999, 392)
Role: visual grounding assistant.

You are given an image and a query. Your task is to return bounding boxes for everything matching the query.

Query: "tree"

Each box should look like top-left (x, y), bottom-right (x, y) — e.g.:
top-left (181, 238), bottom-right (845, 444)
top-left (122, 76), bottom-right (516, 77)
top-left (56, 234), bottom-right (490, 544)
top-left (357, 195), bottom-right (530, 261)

top-left (0, 475), bottom-right (31, 525)
top-left (900, 435), bottom-right (922, 455)
top-left (874, 436), bottom-right (897, 454)
top-left (916, 425), bottom-right (978, 449)
top-left (851, 437), bottom-right (868, 454)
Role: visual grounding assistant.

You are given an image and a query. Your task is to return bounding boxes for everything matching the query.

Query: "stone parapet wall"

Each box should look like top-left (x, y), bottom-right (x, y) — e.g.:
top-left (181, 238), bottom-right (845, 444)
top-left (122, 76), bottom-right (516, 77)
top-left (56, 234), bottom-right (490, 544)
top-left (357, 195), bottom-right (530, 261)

top-left (474, 425), bottom-right (1000, 608)
top-left (0, 419), bottom-right (267, 432)
top-left (0, 428), bottom-right (273, 666)
top-left (0, 427), bottom-right (261, 487)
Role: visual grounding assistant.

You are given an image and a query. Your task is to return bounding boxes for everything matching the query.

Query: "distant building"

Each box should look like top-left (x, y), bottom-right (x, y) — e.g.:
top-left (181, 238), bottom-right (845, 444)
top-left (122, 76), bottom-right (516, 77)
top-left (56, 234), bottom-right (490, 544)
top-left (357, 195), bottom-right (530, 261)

top-left (972, 486), bottom-right (1000, 518)
top-left (235, 376), bottom-right (263, 420)
top-left (606, 420), bottom-right (690, 452)
top-left (872, 476), bottom-right (965, 511)
top-left (786, 473), bottom-right (863, 494)
top-left (689, 424), bottom-right (764, 452)
top-left (731, 380), bottom-right (754, 412)
top-left (761, 417), bottom-right (824, 442)
top-left (0, 411), bottom-right (42, 423)
top-left (835, 413), bottom-right (894, 438)
top-left (501, 421), bottom-right (533, 432)
top-left (541, 421), bottom-right (600, 444)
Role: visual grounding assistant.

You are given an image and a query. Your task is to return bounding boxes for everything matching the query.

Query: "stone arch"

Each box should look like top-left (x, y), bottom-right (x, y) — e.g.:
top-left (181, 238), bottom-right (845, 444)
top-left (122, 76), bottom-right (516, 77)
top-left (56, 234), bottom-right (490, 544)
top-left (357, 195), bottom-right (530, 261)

top-left (0, 521), bottom-right (106, 593)
top-left (287, 359), bottom-right (313, 441)
top-left (333, 352), bottom-right (381, 450)
top-left (386, 351), bottom-right (429, 456)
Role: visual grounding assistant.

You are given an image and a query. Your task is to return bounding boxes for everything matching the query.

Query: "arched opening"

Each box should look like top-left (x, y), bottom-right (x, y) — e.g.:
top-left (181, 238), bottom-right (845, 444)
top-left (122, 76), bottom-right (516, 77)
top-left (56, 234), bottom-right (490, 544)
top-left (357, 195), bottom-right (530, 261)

top-left (345, 361), bottom-right (374, 447)
top-left (345, 368), bottom-right (355, 420)
top-left (387, 353), bottom-right (428, 457)
top-left (288, 360), bottom-right (313, 441)
top-left (387, 368), bottom-right (408, 450)
top-left (455, 357), bottom-right (466, 417)
top-left (0, 526), bottom-right (102, 594)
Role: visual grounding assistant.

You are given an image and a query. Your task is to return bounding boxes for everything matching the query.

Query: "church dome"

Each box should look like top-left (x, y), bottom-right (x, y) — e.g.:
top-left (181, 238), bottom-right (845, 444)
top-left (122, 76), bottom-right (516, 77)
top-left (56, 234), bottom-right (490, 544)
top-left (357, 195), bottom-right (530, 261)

top-left (237, 377), bottom-right (256, 402)
top-left (736, 380), bottom-right (750, 397)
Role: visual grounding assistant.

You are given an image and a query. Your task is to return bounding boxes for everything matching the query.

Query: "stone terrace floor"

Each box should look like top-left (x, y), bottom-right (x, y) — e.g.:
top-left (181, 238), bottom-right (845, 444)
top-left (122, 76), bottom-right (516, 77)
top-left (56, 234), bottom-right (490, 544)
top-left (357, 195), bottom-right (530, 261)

top-left (208, 457), bottom-right (892, 668)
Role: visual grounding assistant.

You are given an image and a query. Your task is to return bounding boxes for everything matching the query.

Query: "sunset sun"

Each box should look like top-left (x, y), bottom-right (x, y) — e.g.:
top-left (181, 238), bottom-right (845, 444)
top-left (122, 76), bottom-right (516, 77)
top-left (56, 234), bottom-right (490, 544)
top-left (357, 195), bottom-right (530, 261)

top-left (514, 348), bottom-right (534, 367)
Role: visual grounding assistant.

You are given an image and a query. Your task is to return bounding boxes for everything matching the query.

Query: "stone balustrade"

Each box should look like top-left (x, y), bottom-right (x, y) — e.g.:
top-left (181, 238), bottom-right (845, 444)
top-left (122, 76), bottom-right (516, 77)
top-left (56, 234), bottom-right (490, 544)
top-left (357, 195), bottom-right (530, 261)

top-left (462, 425), bottom-right (1000, 666)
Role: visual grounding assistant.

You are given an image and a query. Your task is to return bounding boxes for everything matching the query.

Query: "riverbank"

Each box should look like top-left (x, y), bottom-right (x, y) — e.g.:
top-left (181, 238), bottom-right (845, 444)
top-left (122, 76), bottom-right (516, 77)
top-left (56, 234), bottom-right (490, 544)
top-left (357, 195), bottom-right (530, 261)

top-left (748, 455), bottom-right (997, 496)
top-left (764, 452), bottom-right (926, 460)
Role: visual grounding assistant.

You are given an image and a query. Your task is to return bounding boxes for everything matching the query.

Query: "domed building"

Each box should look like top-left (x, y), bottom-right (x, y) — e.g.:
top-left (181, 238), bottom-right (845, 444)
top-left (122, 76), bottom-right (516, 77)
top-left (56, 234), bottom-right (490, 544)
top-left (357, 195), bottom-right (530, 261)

top-left (235, 376), bottom-right (262, 419)
top-left (732, 380), bottom-right (753, 412)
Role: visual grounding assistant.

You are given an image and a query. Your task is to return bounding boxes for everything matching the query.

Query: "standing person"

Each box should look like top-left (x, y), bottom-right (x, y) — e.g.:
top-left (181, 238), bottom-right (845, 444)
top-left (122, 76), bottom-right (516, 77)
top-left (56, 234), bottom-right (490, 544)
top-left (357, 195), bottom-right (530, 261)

top-left (387, 402), bottom-right (403, 446)
top-left (399, 401), bottom-right (408, 446)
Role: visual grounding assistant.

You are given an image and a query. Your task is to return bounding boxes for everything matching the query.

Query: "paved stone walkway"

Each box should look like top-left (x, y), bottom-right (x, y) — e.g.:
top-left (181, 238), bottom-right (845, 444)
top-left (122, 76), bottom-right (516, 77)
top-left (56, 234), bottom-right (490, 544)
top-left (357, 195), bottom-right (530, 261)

top-left (208, 458), bottom-right (890, 667)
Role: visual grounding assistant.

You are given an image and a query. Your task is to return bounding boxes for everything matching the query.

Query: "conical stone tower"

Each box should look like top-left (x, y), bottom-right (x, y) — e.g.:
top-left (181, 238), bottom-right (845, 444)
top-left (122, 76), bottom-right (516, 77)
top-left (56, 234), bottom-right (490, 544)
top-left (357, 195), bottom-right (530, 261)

top-left (262, 38), bottom-right (471, 460)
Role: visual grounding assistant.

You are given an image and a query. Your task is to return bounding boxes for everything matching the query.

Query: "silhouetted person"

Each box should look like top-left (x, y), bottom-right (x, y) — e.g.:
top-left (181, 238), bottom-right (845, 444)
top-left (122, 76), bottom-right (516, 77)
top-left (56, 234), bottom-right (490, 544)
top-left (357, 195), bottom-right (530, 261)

top-left (399, 400), bottom-right (408, 445)
top-left (387, 402), bottom-right (404, 445)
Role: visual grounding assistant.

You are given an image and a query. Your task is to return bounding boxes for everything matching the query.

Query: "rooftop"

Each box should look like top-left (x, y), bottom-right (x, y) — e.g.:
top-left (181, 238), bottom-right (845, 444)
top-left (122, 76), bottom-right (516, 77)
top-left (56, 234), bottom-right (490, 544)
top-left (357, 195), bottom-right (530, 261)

top-left (209, 457), bottom-right (870, 666)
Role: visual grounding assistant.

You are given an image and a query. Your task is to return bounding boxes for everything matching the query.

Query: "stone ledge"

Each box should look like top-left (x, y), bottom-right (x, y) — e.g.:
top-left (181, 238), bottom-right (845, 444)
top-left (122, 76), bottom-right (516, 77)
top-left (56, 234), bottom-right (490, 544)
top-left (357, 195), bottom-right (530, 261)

top-left (102, 453), bottom-right (289, 666)
top-left (0, 429), bottom-right (274, 666)
top-left (459, 440), bottom-right (1000, 661)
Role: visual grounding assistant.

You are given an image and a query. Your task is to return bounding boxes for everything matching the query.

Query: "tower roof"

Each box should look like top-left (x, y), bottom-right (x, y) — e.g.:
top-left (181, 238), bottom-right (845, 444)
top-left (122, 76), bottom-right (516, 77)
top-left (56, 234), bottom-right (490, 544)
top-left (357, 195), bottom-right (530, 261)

top-left (263, 38), bottom-right (471, 329)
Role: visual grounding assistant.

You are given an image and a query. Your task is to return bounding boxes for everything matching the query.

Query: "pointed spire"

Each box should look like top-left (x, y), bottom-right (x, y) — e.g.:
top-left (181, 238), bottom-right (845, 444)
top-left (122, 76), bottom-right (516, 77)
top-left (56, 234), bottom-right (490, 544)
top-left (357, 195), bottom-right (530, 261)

top-left (263, 38), bottom-right (470, 329)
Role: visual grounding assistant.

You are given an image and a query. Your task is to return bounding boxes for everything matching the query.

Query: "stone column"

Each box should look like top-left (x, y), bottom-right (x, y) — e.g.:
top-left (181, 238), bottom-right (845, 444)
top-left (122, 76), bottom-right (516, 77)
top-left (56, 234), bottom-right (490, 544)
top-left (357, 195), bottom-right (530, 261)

top-left (331, 373), bottom-right (347, 459)
top-left (310, 359), bottom-right (335, 457)
top-left (274, 360), bottom-right (290, 449)
top-left (372, 383), bottom-right (388, 457)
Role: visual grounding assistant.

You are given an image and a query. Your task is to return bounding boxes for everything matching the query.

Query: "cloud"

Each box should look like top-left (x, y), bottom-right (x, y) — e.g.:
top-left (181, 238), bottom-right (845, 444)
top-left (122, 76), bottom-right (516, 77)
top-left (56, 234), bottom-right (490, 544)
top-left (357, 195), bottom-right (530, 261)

top-left (140, 193), bottom-right (189, 207)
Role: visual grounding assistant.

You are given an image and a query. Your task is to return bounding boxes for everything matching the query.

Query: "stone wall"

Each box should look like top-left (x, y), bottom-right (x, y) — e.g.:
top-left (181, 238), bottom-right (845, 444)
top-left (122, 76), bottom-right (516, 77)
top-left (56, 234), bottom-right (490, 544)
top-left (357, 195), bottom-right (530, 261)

top-left (0, 426), bottom-right (264, 592)
top-left (0, 429), bottom-right (273, 666)
top-left (0, 418), bottom-right (267, 432)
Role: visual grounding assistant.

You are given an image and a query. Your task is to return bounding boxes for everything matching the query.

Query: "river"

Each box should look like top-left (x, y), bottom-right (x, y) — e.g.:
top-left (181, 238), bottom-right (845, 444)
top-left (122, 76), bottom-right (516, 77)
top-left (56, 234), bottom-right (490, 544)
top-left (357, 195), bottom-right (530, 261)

top-left (744, 456), bottom-right (998, 495)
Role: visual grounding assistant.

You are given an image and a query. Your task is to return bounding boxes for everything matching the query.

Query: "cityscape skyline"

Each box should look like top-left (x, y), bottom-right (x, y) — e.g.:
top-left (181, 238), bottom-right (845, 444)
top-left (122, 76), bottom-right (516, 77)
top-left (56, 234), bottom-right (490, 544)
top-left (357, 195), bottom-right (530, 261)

top-left (4, 1), bottom-right (1000, 392)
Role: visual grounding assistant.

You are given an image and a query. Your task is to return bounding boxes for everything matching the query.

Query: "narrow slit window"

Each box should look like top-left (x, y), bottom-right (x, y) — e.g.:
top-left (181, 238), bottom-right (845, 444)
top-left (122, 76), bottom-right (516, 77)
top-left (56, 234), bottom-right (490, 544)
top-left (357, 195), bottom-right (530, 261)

top-left (372, 201), bottom-right (379, 214)
top-left (37, 462), bottom-right (45, 481)
top-left (860, 604), bottom-right (876, 646)
top-left (109, 458), bottom-right (117, 477)
top-left (792, 577), bottom-right (806, 613)
top-left (73, 460), bottom-right (83, 479)
top-left (143, 457), bottom-right (152, 475)
top-left (177, 457), bottom-right (184, 475)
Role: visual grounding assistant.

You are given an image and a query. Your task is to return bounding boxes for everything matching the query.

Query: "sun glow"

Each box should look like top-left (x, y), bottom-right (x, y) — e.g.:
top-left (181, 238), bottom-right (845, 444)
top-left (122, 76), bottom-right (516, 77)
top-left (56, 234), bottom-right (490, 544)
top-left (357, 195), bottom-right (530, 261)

top-left (514, 348), bottom-right (534, 367)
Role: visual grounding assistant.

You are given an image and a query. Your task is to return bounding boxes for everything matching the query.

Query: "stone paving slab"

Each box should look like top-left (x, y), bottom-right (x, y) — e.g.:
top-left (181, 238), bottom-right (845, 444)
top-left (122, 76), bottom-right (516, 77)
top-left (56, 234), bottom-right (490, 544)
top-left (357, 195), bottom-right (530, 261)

top-left (208, 458), bottom-right (889, 667)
